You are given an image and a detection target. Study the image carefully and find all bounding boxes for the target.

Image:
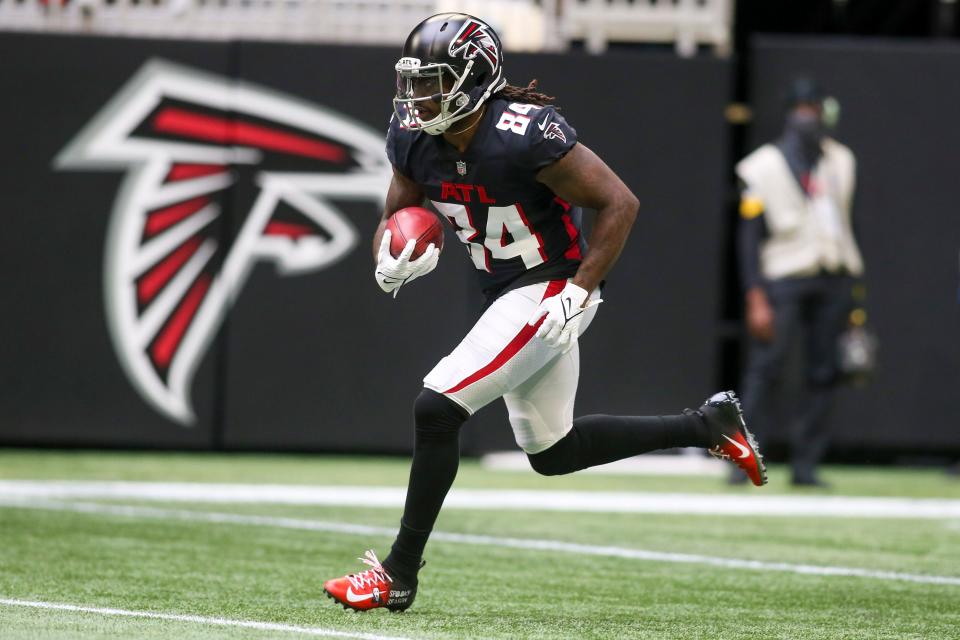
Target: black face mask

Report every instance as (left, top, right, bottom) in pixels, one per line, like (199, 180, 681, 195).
(782, 111, 825, 170)
(786, 111, 825, 148)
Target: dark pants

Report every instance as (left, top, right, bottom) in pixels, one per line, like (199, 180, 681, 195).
(741, 274, 852, 482)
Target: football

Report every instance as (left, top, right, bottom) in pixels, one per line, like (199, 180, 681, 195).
(386, 206, 444, 259)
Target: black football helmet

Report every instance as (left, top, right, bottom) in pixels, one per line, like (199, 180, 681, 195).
(394, 13, 507, 135)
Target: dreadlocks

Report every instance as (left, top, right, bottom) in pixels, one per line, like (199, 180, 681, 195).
(493, 79, 557, 107)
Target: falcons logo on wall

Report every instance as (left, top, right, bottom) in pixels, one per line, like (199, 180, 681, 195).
(55, 59, 390, 425)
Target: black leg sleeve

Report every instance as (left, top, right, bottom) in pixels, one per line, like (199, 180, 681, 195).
(383, 388, 468, 584)
(527, 413, 708, 476)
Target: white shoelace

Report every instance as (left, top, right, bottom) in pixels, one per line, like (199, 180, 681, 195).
(708, 445, 732, 461)
(346, 549, 392, 590)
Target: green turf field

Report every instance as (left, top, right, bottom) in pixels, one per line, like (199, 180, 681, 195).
(1, 449, 958, 639)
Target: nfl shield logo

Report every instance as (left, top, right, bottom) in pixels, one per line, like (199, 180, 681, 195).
(456, 160, 467, 176)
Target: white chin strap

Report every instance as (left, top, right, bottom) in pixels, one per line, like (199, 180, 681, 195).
(418, 93, 472, 135)
(420, 88, 494, 136)
(421, 115, 453, 136)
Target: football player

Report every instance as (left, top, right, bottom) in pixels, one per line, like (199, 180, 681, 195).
(323, 13, 767, 612)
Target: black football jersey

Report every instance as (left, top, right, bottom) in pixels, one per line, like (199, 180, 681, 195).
(387, 98, 586, 299)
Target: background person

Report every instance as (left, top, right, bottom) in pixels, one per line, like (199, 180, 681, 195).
(735, 78, 865, 487)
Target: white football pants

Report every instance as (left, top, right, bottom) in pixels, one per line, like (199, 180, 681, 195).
(423, 278, 600, 454)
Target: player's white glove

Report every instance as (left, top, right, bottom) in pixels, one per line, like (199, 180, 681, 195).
(529, 281, 602, 353)
(374, 229, 439, 298)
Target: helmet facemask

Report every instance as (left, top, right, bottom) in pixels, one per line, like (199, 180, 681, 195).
(393, 57, 481, 136)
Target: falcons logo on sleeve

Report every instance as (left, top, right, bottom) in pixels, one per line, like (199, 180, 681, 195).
(55, 59, 390, 425)
(542, 122, 568, 144)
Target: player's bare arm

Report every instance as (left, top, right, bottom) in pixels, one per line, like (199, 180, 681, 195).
(537, 143, 639, 299)
(372, 166, 425, 262)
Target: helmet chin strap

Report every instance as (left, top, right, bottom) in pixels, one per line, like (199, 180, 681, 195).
(421, 85, 495, 135)
(420, 95, 471, 135)
(421, 114, 453, 136)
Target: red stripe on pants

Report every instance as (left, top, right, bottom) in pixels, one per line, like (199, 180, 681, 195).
(443, 279, 567, 394)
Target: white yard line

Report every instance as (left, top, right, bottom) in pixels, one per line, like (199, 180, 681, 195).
(482, 451, 727, 476)
(1, 480, 959, 518)
(0, 598, 415, 639)
(4, 499, 960, 587)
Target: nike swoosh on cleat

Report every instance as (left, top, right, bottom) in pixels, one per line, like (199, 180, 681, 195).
(722, 434, 751, 459)
(345, 588, 375, 603)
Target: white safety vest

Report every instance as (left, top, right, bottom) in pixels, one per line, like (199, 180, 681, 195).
(736, 138, 864, 281)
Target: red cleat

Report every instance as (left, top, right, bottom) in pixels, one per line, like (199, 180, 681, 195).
(323, 550, 417, 612)
(698, 391, 768, 486)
